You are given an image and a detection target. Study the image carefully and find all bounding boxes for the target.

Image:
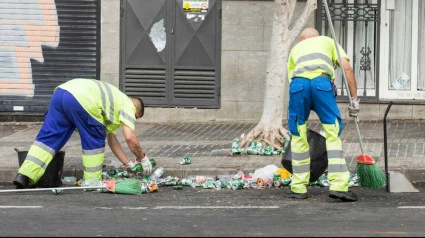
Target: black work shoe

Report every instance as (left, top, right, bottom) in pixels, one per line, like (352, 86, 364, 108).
(329, 190, 357, 202)
(13, 173, 29, 189)
(284, 190, 308, 199)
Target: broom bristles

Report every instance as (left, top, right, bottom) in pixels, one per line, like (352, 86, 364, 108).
(106, 179, 142, 195)
(357, 163, 386, 188)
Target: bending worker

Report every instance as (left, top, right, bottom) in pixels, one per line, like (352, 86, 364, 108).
(285, 28, 359, 202)
(13, 78, 153, 189)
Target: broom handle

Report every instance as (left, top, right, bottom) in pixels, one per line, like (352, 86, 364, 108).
(0, 185, 106, 193)
(322, 0, 365, 154)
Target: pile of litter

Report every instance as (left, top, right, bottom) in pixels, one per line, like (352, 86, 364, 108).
(230, 135, 291, 156)
(60, 162, 359, 195)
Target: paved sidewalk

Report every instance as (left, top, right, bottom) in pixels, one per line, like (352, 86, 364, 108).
(0, 119, 425, 184)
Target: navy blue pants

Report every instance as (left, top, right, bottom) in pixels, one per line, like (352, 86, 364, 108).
(35, 88, 106, 152)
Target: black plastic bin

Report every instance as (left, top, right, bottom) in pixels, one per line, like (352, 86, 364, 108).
(281, 129, 328, 182)
(15, 148, 65, 188)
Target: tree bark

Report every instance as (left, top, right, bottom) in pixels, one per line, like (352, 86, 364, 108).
(239, 0, 317, 150)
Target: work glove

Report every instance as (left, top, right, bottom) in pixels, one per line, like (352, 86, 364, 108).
(348, 97, 360, 118)
(122, 160, 142, 172)
(140, 154, 153, 175)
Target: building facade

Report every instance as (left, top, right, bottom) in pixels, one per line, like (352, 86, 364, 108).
(0, 0, 424, 122)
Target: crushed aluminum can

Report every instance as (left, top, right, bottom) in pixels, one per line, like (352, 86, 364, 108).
(179, 157, 191, 165)
(214, 180, 227, 190)
(108, 169, 118, 176)
(264, 179, 273, 188)
(164, 179, 178, 186)
(243, 178, 256, 188)
(52, 189, 64, 195)
(101, 172, 109, 180)
(202, 180, 216, 189)
(117, 170, 129, 178)
(180, 178, 194, 186)
(63, 176, 78, 185)
(141, 183, 149, 193)
(281, 178, 291, 186)
(231, 179, 244, 190)
(317, 174, 330, 187)
(273, 173, 281, 187)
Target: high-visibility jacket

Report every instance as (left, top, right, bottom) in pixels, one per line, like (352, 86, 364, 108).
(58, 78, 137, 134)
(287, 36, 349, 82)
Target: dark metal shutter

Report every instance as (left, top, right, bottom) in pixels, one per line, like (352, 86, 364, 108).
(121, 0, 169, 106)
(0, 0, 100, 113)
(121, 0, 221, 108)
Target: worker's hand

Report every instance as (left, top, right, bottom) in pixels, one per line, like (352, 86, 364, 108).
(122, 160, 136, 169)
(140, 154, 153, 174)
(348, 97, 360, 117)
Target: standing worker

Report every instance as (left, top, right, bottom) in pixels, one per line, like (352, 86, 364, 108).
(13, 78, 153, 189)
(285, 28, 360, 202)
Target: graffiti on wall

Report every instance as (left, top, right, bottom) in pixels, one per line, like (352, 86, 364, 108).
(0, 0, 59, 97)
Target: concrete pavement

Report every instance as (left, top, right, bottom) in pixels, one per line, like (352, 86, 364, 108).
(0, 119, 425, 186)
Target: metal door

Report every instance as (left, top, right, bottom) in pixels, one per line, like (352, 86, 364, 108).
(121, 0, 221, 108)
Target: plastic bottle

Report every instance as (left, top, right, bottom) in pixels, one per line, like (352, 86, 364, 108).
(232, 170, 245, 179)
(150, 167, 165, 182)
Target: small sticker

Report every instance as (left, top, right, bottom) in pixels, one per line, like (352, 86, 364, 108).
(391, 72, 410, 89)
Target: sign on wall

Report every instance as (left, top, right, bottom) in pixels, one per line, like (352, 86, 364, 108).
(183, 0, 208, 12)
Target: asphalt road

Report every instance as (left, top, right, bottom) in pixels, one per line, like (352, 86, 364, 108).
(0, 182, 425, 237)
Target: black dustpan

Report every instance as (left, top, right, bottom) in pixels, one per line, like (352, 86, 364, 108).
(281, 129, 328, 182)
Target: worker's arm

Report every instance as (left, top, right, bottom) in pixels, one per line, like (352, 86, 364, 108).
(107, 132, 132, 165)
(341, 57, 360, 117)
(120, 122, 144, 161)
(341, 57, 358, 100)
(120, 122, 153, 173)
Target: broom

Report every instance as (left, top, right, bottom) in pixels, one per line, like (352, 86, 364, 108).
(0, 179, 142, 195)
(323, 0, 386, 188)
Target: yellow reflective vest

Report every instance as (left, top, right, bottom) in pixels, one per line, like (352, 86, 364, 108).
(57, 78, 136, 134)
(287, 36, 350, 82)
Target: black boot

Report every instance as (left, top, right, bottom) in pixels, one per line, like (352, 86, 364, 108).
(329, 190, 357, 202)
(283, 190, 308, 199)
(13, 173, 29, 189)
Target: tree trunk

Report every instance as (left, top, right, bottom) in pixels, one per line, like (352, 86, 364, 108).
(239, 0, 317, 150)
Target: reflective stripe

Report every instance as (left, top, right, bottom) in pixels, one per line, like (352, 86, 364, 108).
(26, 155, 48, 171)
(34, 141, 55, 155)
(119, 110, 135, 127)
(102, 82, 115, 124)
(293, 64, 334, 78)
(293, 164, 310, 173)
(291, 151, 309, 161)
(295, 53, 333, 66)
(327, 150, 343, 159)
(83, 148, 105, 155)
(94, 81, 113, 125)
(84, 165, 103, 173)
(328, 163, 348, 173)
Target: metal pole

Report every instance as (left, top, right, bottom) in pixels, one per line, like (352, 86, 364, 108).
(383, 101, 393, 192)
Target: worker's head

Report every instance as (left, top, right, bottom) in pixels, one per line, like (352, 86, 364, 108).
(300, 28, 319, 41)
(130, 97, 144, 119)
